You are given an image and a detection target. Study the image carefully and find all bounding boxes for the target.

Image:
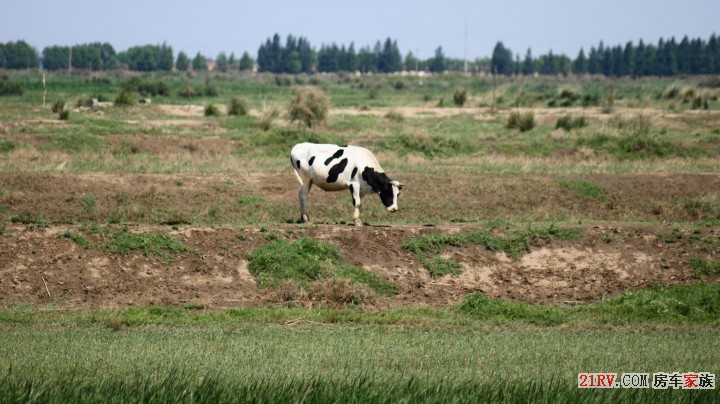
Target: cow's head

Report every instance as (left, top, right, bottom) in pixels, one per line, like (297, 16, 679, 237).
(362, 167, 404, 212)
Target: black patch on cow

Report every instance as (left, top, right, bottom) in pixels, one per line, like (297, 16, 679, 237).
(361, 167, 395, 207)
(324, 149, 344, 165)
(349, 184, 356, 207)
(295, 160, 301, 169)
(351, 167, 358, 179)
(308, 156, 315, 166)
(326, 158, 348, 183)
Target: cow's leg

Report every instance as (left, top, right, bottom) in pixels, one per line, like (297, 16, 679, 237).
(349, 184, 362, 227)
(298, 180, 312, 223)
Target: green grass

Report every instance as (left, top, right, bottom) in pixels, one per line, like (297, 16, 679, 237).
(689, 257, 720, 278)
(460, 292, 569, 325)
(248, 237, 396, 297)
(2, 284, 720, 402)
(104, 229, 194, 259)
(403, 225, 582, 277)
(557, 179, 609, 202)
(61, 230, 91, 249)
(580, 283, 720, 324)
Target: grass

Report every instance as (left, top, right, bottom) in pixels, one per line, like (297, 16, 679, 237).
(104, 229, 194, 260)
(403, 225, 582, 277)
(61, 230, 91, 249)
(1, 283, 720, 401)
(689, 257, 720, 278)
(557, 179, 609, 203)
(248, 237, 397, 299)
(2, 319, 718, 402)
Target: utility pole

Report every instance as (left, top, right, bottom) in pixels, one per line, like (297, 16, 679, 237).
(68, 47, 72, 74)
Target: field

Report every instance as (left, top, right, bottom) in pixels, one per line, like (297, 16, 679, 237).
(1, 70, 720, 401)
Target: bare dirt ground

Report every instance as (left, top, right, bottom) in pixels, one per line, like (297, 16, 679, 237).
(0, 221, 714, 309)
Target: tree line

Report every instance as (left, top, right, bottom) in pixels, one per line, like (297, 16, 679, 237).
(1, 33, 719, 77)
(491, 34, 720, 76)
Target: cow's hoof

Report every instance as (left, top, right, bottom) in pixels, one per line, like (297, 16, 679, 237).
(354, 221, 364, 227)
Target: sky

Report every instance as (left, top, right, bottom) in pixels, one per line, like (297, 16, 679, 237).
(3, 0, 719, 61)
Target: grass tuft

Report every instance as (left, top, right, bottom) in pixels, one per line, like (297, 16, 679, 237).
(248, 237, 396, 300)
(105, 230, 194, 260)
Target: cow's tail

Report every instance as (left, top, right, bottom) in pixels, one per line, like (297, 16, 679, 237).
(292, 168, 304, 186)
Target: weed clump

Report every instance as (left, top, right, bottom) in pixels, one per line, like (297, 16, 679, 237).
(506, 111, 535, 132)
(555, 115, 587, 131)
(105, 229, 194, 260)
(288, 86, 329, 128)
(114, 90, 136, 107)
(227, 97, 248, 116)
(248, 237, 396, 303)
(204, 103, 221, 117)
(453, 88, 467, 106)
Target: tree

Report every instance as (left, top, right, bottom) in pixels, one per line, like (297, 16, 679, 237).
(573, 48, 587, 74)
(239, 51, 254, 71)
(3, 40, 39, 69)
(158, 43, 173, 71)
(404, 51, 418, 72)
(216, 52, 228, 72)
(192, 52, 208, 71)
(378, 38, 402, 72)
(491, 42, 513, 75)
(522, 48, 535, 75)
(228, 52, 237, 70)
(42, 46, 69, 70)
(427, 46, 446, 73)
(176, 51, 190, 71)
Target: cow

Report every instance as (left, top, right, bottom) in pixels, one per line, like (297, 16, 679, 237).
(290, 142, 404, 226)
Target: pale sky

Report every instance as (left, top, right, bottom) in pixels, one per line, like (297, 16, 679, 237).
(3, 0, 718, 60)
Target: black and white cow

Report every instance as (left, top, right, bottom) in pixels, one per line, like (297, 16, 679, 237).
(290, 142, 404, 226)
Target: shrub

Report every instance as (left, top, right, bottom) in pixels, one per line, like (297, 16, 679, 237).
(204, 103, 221, 117)
(453, 88, 467, 106)
(259, 108, 279, 131)
(555, 115, 587, 131)
(51, 100, 66, 113)
(114, 90, 136, 107)
(384, 110, 404, 122)
(0, 78, 23, 96)
(227, 97, 248, 116)
(0, 139, 17, 154)
(51, 99, 70, 120)
(288, 86, 330, 128)
(203, 82, 218, 97)
(393, 80, 405, 90)
(506, 111, 535, 132)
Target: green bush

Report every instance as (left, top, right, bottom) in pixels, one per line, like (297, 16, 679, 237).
(288, 86, 330, 128)
(204, 103, 221, 117)
(114, 90, 136, 107)
(51, 100, 66, 113)
(227, 97, 248, 116)
(506, 111, 535, 132)
(555, 115, 587, 131)
(453, 88, 467, 106)
(0, 78, 22, 96)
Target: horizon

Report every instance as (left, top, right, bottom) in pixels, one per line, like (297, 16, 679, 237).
(3, 0, 719, 61)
